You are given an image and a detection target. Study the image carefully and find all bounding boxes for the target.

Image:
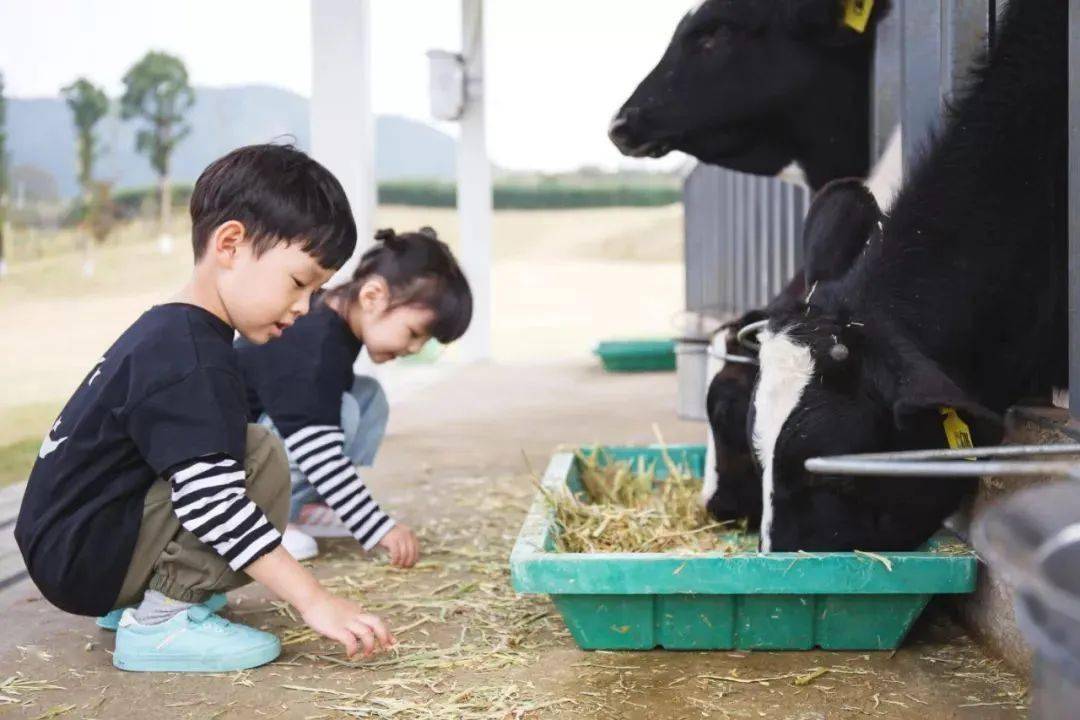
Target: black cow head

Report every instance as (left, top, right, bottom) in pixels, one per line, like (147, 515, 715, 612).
(609, 0, 890, 189)
(747, 181, 1003, 551)
(703, 311, 766, 528)
(752, 304, 1003, 552)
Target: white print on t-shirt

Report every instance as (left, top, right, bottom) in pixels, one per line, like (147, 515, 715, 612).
(88, 357, 105, 386)
(39, 418, 68, 459)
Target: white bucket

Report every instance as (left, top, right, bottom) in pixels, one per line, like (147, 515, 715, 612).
(675, 338, 710, 421)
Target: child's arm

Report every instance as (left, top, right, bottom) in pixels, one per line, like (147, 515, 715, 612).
(284, 426, 409, 560)
(170, 454, 281, 569)
(168, 455, 394, 656)
(245, 545, 395, 658)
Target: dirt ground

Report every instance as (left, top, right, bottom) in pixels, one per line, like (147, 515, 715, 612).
(0, 363, 1028, 720)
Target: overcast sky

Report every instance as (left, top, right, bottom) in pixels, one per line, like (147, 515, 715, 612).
(0, 0, 691, 173)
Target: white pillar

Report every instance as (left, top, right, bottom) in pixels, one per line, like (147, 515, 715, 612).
(310, 0, 376, 285)
(457, 0, 493, 361)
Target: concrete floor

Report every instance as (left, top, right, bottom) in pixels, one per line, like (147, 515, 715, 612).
(0, 363, 1029, 719)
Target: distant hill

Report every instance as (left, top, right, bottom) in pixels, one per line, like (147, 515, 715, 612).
(7, 84, 457, 199)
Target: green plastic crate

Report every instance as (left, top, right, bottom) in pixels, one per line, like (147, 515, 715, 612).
(510, 445, 977, 651)
(593, 339, 676, 372)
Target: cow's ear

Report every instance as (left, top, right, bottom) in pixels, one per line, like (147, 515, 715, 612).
(891, 355, 1004, 446)
(786, 0, 892, 45)
(803, 178, 880, 286)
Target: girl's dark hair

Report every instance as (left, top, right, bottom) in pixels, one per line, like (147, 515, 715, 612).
(325, 227, 473, 343)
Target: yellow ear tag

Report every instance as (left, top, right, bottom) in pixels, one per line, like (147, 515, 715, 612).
(940, 407, 974, 451)
(842, 0, 875, 34)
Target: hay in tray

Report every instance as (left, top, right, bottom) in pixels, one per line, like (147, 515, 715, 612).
(546, 435, 755, 555)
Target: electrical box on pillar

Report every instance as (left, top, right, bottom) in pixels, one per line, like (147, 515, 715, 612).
(426, 50, 465, 122)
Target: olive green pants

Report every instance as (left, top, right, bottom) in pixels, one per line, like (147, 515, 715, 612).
(113, 424, 291, 608)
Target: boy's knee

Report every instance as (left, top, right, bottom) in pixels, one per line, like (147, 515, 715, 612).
(244, 424, 291, 530)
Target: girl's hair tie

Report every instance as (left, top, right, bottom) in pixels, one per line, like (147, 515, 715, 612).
(374, 228, 399, 246)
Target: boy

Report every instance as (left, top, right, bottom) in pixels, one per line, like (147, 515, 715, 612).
(15, 144, 394, 672)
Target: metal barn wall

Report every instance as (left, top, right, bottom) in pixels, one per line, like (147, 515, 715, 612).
(887, 1, 994, 175)
(1069, 0, 1080, 416)
(683, 168, 808, 321)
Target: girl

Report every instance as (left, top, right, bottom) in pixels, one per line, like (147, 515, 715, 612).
(236, 227, 472, 564)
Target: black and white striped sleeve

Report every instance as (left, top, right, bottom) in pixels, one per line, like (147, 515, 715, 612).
(168, 454, 282, 570)
(284, 425, 395, 550)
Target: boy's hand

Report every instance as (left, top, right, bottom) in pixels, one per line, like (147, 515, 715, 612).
(300, 592, 396, 659)
(245, 546, 395, 659)
(378, 524, 420, 568)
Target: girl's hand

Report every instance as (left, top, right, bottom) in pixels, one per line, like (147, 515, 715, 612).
(377, 524, 420, 568)
(300, 591, 396, 658)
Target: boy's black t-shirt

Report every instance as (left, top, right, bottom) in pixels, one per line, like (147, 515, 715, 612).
(15, 304, 248, 616)
(236, 299, 362, 437)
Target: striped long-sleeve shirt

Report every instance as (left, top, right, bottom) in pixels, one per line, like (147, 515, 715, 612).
(284, 425, 394, 549)
(236, 300, 397, 552)
(169, 453, 282, 570)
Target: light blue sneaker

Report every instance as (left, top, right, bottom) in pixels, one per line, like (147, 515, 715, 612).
(113, 605, 280, 672)
(96, 593, 228, 632)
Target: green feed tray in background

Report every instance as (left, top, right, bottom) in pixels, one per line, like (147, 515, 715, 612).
(593, 339, 676, 373)
(398, 338, 444, 365)
(510, 445, 977, 651)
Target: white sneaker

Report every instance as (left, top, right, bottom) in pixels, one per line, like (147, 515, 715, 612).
(282, 525, 319, 561)
(294, 503, 351, 538)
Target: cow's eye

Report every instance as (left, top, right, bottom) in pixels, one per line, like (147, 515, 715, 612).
(695, 23, 734, 51)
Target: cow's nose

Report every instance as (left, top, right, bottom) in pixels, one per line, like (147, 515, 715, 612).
(608, 107, 642, 152)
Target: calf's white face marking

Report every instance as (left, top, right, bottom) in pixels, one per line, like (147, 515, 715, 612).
(701, 425, 720, 507)
(700, 334, 728, 507)
(752, 329, 815, 552)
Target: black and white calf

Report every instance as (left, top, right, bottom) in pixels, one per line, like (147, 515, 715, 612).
(702, 178, 883, 527)
(609, 0, 891, 190)
(752, 0, 1068, 552)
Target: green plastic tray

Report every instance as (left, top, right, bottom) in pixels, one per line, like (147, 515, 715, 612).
(510, 445, 977, 651)
(593, 339, 676, 372)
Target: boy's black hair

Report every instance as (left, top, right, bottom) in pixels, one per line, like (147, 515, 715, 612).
(190, 144, 357, 269)
(325, 227, 473, 344)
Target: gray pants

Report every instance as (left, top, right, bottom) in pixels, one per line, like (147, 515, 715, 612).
(259, 375, 389, 522)
(112, 424, 291, 607)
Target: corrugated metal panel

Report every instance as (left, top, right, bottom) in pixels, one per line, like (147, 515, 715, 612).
(683, 165, 809, 320)
(899, 1, 992, 175)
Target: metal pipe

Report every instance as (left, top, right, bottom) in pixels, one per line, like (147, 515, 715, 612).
(736, 319, 769, 351)
(708, 350, 759, 366)
(805, 444, 1080, 479)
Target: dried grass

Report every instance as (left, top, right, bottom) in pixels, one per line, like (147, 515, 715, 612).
(545, 445, 754, 554)
(0, 674, 64, 706)
(275, 506, 574, 719)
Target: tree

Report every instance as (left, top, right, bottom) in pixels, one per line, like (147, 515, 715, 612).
(120, 51, 194, 253)
(62, 77, 110, 275)
(0, 71, 7, 278)
(62, 78, 109, 194)
(85, 181, 119, 245)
